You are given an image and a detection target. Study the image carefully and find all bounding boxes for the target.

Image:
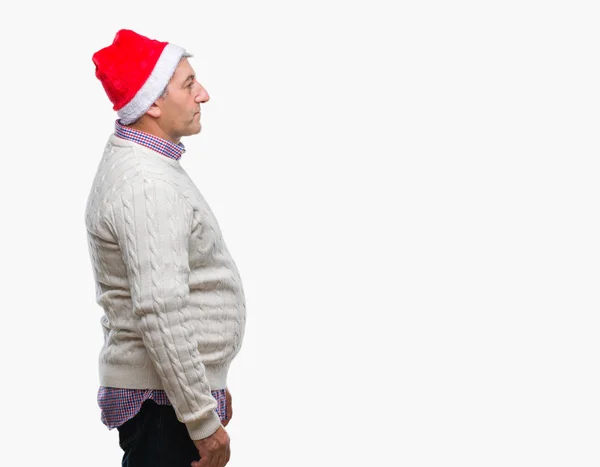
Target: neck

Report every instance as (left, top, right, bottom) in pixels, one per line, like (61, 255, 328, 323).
(127, 117, 181, 145)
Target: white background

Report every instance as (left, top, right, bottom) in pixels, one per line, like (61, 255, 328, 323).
(0, 0, 599, 465)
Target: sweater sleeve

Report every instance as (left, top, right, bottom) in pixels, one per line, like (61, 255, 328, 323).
(110, 177, 222, 440)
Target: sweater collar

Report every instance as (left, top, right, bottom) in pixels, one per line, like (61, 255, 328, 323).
(114, 119, 185, 161)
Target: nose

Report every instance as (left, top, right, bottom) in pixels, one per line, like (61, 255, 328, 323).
(195, 84, 210, 104)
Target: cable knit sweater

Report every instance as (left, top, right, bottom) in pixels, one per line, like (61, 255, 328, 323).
(84, 133, 246, 440)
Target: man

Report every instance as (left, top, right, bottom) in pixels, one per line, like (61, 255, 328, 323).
(85, 29, 247, 467)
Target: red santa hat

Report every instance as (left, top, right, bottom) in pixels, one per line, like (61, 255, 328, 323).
(92, 29, 189, 124)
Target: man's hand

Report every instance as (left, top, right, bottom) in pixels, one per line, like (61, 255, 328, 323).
(191, 426, 230, 467)
(222, 387, 233, 427)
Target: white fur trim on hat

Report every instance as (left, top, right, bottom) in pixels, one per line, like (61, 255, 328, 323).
(117, 43, 187, 125)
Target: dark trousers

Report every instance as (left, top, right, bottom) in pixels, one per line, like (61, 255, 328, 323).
(117, 399, 201, 467)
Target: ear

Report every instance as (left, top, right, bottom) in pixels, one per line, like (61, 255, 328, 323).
(146, 102, 161, 118)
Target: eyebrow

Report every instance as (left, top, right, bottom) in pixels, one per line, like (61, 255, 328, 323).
(182, 74, 195, 86)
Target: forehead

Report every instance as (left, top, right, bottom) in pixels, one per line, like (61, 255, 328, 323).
(172, 58, 195, 82)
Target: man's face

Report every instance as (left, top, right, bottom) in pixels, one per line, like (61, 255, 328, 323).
(157, 58, 210, 141)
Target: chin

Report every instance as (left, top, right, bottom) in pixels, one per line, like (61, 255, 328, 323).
(183, 124, 202, 137)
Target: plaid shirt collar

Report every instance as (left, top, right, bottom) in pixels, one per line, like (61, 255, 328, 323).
(114, 119, 185, 161)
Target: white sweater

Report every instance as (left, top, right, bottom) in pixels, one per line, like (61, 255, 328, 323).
(84, 134, 246, 439)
